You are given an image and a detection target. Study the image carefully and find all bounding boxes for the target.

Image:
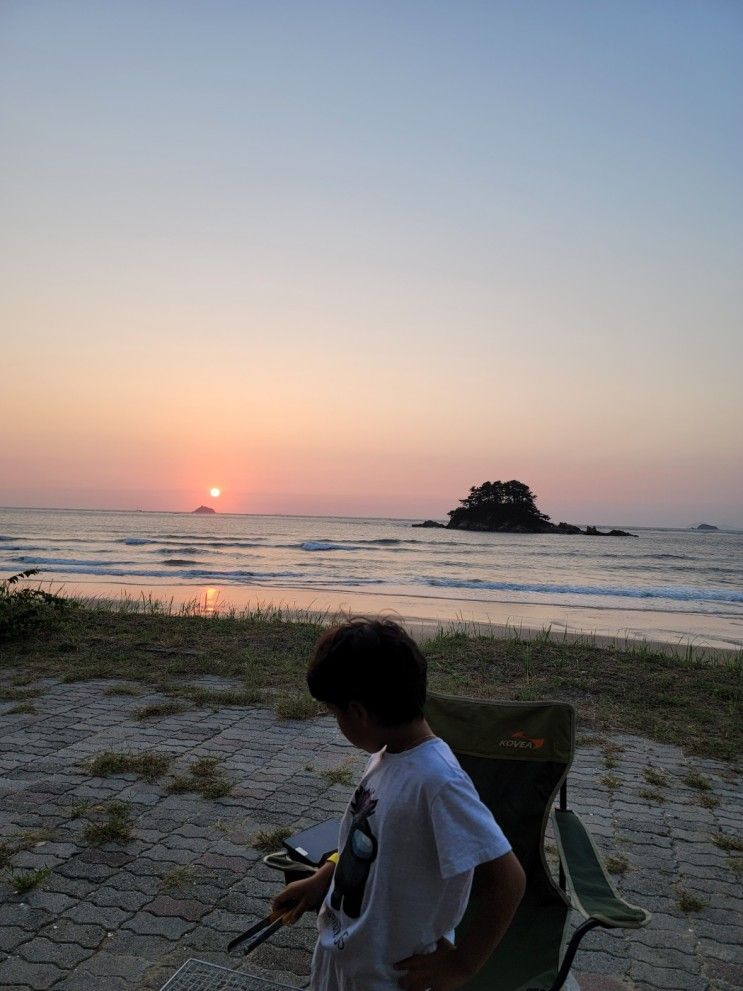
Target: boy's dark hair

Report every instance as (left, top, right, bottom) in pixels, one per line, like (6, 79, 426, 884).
(307, 618, 427, 726)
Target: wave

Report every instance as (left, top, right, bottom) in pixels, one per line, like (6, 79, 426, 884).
(11, 556, 131, 567)
(153, 546, 205, 555)
(300, 541, 360, 551)
(423, 577, 743, 604)
(13, 563, 304, 583)
(161, 559, 200, 566)
(119, 536, 265, 548)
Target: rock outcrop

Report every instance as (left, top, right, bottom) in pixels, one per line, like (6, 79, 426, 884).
(192, 505, 216, 514)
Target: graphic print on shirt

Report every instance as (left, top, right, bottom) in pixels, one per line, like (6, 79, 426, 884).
(330, 784, 378, 920)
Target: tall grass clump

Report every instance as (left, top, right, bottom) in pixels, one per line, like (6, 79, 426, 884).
(0, 569, 72, 641)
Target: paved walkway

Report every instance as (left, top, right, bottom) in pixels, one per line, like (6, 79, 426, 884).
(0, 679, 740, 991)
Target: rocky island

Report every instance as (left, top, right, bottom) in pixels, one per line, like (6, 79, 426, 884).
(413, 480, 636, 536)
(192, 505, 216, 514)
(694, 523, 719, 531)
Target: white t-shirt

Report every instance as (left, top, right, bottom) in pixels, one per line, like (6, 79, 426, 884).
(311, 737, 511, 991)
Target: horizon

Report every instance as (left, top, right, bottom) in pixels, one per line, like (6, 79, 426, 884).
(1, 502, 739, 533)
(2, 2, 742, 526)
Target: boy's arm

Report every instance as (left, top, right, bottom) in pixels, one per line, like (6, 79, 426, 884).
(272, 859, 336, 923)
(395, 851, 526, 991)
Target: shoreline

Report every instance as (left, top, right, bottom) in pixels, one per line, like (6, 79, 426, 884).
(36, 577, 743, 656)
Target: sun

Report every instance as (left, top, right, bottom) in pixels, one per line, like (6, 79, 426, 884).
(209, 487, 221, 498)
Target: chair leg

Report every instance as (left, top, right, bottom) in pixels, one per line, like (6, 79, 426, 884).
(545, 919, 602, 991)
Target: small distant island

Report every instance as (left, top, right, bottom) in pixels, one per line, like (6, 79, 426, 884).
(413, 480, 637, 536)
(694, 523, 718, 531)
(192, 505, 216, 514)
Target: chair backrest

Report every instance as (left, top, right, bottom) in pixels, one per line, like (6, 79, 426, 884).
(425, 692, 577, 990)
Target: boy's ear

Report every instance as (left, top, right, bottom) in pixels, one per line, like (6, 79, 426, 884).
(347, 701, 371, 723)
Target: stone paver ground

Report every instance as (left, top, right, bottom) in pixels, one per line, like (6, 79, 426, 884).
(0, 678, 740, 991)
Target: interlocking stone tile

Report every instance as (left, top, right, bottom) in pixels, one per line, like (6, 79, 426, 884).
(63, 901, 133, 928)
(122, 911, 196, 939)
(17, 935, 95, 968)
(144, 894, 209, 921)
(1, 680, 740, 990)
(0, 958, 64, 989)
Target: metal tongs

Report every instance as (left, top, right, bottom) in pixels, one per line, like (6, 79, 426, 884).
(228, 909, 294, 956)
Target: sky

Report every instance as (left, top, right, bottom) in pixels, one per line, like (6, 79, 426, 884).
(1, 1, 741, 526)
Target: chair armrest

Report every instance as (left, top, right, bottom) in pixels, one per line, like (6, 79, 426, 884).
(552, 809, 650, 929)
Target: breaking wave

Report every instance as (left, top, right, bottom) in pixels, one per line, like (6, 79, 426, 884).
(423, 577, 743, 604)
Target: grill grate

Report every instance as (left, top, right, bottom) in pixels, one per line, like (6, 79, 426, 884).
(160, 959, 300, 991)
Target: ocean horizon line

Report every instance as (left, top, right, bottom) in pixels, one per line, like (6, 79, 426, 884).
(1, 505, 741, 533)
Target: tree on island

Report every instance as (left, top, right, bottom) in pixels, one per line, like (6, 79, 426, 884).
(447, 480, 552, 531)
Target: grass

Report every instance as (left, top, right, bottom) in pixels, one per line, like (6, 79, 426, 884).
(86, 751, 171, 781)
(601, 774, 620, 792)
(7, 703, 37, 715)
(0, 829, 57, 868)
(2, 600, 741, 759)
(252, 827, 293, 853)
(676, 889, 706, 913)
(696, 793, 720, 810)
(605, 855, 630, 875)
(184, 686, 263, 708)
(134, 701, 190, 720)
(321, 761, 356, 787)
(643, 767, 668, 787)
(104, 683, 143, 696)
(162, 866, 202, 890)
(727, 857, 743, 877)
(0, 686, 42, 701)
(6, 867, 51, 895)
(711, 833, 743, 853)
(683, 769, 712, 791)
(166, 757, 232, 800)
(274, 693, 321, 720)
(638, 787, 666, 803)
(81, 801, 134, 845)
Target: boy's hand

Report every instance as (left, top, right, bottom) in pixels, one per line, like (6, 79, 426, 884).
(395, 937, 470, 991)
(271, 861, 335, 924)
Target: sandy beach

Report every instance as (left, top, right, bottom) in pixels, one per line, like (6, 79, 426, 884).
(52, 578, 743, 655)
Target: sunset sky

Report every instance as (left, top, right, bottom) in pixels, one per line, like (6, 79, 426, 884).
(2, 2, 741, 526)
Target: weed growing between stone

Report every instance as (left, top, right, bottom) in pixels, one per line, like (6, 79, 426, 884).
(676, 889, 706, 913)
(81, 801, 134, 845)
(643, 767, 668, 787)
(7, 866, 51, 895)
(321, 760, 356, 787)
(166, 757, 232, 800)
(711, 833, 743, 852)
(605, 855, 630, 875)
(86, 751, 172, 781)
(683, 769, 712, 791)
(7, 703, 37, 715)
(253, 827, 293, 853)
(638, 788, 666, 803)
(134, 701, 190, 720)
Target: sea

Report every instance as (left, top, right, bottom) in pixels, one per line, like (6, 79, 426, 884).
(1, 508, 742, 650)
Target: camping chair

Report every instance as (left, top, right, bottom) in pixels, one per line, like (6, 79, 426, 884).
(265, 691, 650, 991)
(424, 692, 650, 990)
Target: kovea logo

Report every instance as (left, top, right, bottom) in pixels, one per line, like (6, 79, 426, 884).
(499, 730, 545, 750)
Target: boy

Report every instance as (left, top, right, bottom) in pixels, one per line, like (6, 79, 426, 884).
(273, 618, 525, 991)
